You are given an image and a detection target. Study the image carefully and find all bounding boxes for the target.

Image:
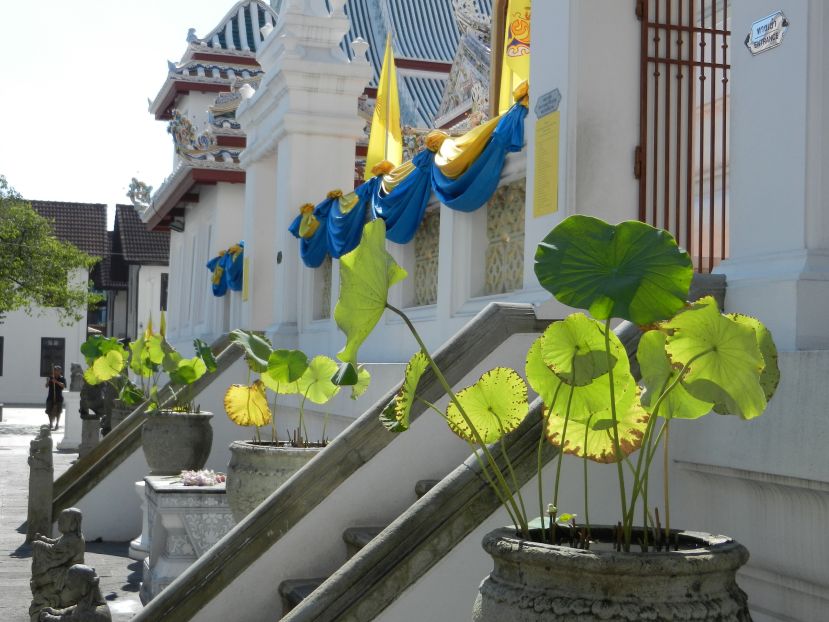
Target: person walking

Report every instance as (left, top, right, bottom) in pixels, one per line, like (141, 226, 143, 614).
(45, 365, 66, 431)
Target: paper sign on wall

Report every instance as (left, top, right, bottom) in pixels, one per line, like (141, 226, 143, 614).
(533, 88, 561, 217)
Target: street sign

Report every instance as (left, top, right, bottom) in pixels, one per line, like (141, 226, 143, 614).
(745, 11, 789, 56)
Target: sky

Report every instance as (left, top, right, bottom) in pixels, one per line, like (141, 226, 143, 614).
(0, 0, 241, 227)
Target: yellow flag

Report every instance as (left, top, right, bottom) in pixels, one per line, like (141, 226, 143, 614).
(498, 0, 531, 114)
(365, 35, 402, 180)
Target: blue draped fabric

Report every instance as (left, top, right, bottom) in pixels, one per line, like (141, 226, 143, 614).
(225, 242, 244, 291)
(206, 255, 227, 297)
(370, 149, 435, 244)
(327, 194, 369, 259)
(431, 103, 527, 212)
(289, 198, 333, 268)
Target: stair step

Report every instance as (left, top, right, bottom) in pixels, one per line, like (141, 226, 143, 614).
(278, 578, 326, 612)
(342, 526, 384, 558)
(415, 479, 440, 498)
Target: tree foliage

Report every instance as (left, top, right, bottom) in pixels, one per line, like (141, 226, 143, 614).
(0, 175, 101, 323)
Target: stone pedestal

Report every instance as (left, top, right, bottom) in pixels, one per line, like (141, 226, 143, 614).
(129, 481, 150, 561)
(78, 419, 100, 459)
(57, 391, 81, 451)
(140, 475, 233, 603)
(26, 426, 54, 542)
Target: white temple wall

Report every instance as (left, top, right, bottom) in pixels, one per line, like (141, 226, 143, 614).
(0, 269, 88, 404)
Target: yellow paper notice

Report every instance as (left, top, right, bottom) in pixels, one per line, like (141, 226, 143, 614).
(242, 257, 250, 302)
(533, 110, 559, 217)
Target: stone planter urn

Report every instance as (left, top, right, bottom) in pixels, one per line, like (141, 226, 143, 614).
(472, 527, 751, 621)
(226, 441, 321, 523)
(141, 411, 213, 475)
(103, 402, 133, 436)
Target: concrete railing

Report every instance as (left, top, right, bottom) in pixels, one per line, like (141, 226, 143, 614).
(51, 333, 241, 518)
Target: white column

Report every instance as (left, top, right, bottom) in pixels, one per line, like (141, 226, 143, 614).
(718, 0, 829, 350)
(129, 481, 150, 561)
(56, 391, 81, 451)
(236, 3, 371, 345)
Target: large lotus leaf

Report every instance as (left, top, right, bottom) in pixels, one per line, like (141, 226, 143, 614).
(534, 215, 693, 325)
(335, 219, 408, 364)
(546, 384, 649, 463)
(146, 334, 166, 366)
(726, 314, 780, 403)
(446, 368, 528, 444)
(261, 349, 308, 393)
(91, 349, 126, 383)
(194, 339, 217, 373)
(229, 329, 273, 373)
(224, 380, 272, 427)
(638, 330, 714, 419)
(388, 351, 429, 432)
(526, 329, 634, 424)
(663, 296, 766, 420)
(81, 336, 123, 365)
(294, 356, 340, 404)
(332, 362, 359, 387)
(118, 379, 145, 407)
(169, 356, 207, 386)
(351, 366, 371, 400)
(540, 313, 626, 386)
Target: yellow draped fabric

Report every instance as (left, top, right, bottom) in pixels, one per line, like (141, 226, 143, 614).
(381, 160, 416, 195)
(498, 0, 531, 114)
(434, 113, 502, 179)
(338, 192, 360, 215)
(298, 203, 320, 238)
(365, 35, 402, 180)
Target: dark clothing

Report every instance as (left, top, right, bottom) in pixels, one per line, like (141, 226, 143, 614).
(46, 376, 67, 403)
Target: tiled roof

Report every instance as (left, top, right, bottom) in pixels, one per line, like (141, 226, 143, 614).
(97, 232, 128, 290)
(115, 204, 170, 265)
(29, 200, 107, 257)
(195, 0, 276, 52)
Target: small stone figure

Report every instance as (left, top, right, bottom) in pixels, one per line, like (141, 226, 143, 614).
(69, 364, 84, 393)
(30, 508, 85, 622)
(37, 565, 111, 622)
(27, 426, 54, 542)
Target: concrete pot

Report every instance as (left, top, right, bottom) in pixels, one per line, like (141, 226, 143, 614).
(142, 411, 213, 475)
(226, 441, 321, 523)
(472, 526, 751, 621)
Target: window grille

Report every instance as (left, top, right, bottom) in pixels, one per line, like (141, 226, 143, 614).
(40, 337, 65, 377)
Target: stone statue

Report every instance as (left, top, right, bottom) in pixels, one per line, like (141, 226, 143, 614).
(27, 426, 54, 542)
(69, 364, 84, 393)
(78, 382, 114, 422)
(37, 565, 111, 622)
(30, 508, 85, 621)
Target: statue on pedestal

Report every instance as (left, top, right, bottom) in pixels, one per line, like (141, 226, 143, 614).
(29, 508, 85, 621)
(37, 565, 111, 621)
(27, 426, 54, 542)
(69, 364, 84, 393)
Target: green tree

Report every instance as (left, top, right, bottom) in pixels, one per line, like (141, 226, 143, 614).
(0, 175, 102, 324)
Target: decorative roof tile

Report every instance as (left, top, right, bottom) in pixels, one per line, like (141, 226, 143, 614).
(193, 0, 277, 52)
(115, 204, 170, 265)
(29, 200, 107, 257)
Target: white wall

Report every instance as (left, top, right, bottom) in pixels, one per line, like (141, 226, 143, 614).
(135, 265, 167, 337)
(0, 269, 89, 404)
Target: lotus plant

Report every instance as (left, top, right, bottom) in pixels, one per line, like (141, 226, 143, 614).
(224, 330, 370, 446)
(333, 217, 779, 551)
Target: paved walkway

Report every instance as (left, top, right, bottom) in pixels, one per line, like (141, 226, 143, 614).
(0, 407, 142, 621)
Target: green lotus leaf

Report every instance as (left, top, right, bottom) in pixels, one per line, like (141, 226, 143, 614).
(335, 219, 408, 364)
(546, 385, 649, 463)
(229, 329, 273, 373)
(726, 314, 780, 403)
(332, 362, 359, 387)
(380, 400, 406, 433)
(663, 296, 766, 420)
(294, 355, 340, 404)
(526, 326, 634, 424)
(146, 334, 166, 366)
(351, 366, 371, 400)
(534, 215, 693, 325)
(118, 380, 145, 407)
(446, 367, 528, 444)
(389, 351, 429, 431)
(169, 356, 207, 386)
(91, 349, 126, 383)
(194, 338, 218, 373)
(540, 313, 625, 386)
(264, 349, 309, 390)
(224, 380, 271, 427)
(83, 366, 99, 386)
(638, 330, 714, 419)
(81, 336, 123, 365)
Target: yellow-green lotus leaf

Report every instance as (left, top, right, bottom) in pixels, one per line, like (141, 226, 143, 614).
(92, 349, 125, 383)
(224, 380, 271, 427)
(261, 349, 308, 394)
(389, 351, 429, 431)
(726, 313, 780, 403)
(638, 330, 714, 419)
(446, 368, 528, 444)
(541, 314, 624, 386)
(335, 219, 408, 364)
(294, 356, 340, 404)
(546, 385, 649, 463)
(351, 365, 372, 400)
(664, 296, 766, 420)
